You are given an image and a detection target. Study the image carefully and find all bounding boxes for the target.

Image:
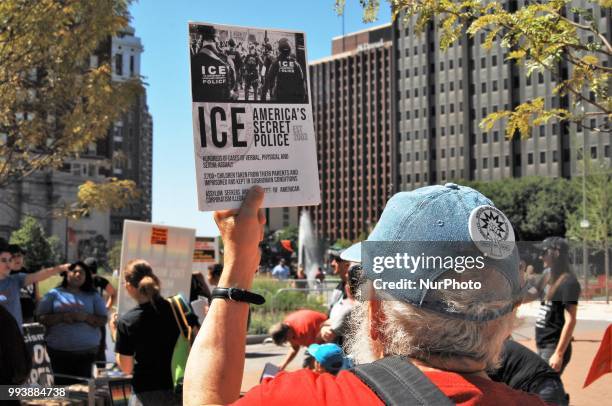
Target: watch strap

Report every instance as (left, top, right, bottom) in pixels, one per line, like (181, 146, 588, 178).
(211, 287, 265, 305)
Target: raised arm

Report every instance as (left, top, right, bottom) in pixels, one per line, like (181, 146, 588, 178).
(25, 263, 69, 286)
(184, 186, 265, 406)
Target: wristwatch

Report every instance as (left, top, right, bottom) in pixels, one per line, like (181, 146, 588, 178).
(211, 287, 265, 305)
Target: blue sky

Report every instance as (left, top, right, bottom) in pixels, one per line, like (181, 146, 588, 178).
(130, 0, 392, 236)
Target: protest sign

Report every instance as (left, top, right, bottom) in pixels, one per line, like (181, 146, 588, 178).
(189, 22, 321, 211)
(192, 236, 220, 274)
(23, 323, 54, 385)
(117, 220, 196, 315)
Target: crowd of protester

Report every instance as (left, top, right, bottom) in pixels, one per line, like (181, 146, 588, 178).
(0, 183, 584, 405)
(190, 25, 307, 103)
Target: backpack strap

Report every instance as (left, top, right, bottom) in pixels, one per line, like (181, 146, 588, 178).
(351, 356, 454, 406)
(167, 296, 192, 342)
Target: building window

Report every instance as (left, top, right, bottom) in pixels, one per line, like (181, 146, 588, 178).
(450, 103, 454, 113)
(424, 173, 428, 182)
(415, 130, 419, 139)
(528, 153, 534, 164)
(482, 132, 488, 143)
(450, 125, 455, 135)
(458, 58, 462, 68)
(540, 126, 545, 137)
(505, 155, 510, 166)
(538, 72, 544, 83)
(552, 124, 558, 135)
(540, 152, 546, 163)
(450, 82, 454, 91)
(449, 60, 454, 69)
(493, 131, 499, 142)
(406, 152, 411, 160)
(482, 107, 487, 117)
(441, 127, 446, 136)
(416, 152, 420, 161)
(406, 132, 411, 140)
(591, 146, 597, 158)
(483, 158, 488, 169)
(492, 55, 497, 66)
(504, 78, 508, 89)
(481, 83, 487, 93)
(415, 173, 420, 182)
(526, 75, 532, 86)
(405, 69, 410, 78)
(492, 80, 498, 91)
(553, 150, 559, 162)
(494, 157, 499, 168)
(481, 57, 486, 68)
(115, 53, 123, 76)
(604, 145, 610, 157)
(441, 105, 445, 114)
(450, 147, 455, 157)
(406, 174, 411, 183)
(440, 61, 445, 71)
(440, 83, 445, 92)
(441, 149, 446, 158)
(441, 170, 446, 180)
(130, 55, 135, 76)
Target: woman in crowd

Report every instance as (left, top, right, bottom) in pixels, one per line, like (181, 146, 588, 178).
(37, 261, 108, 384)
(535, 237, 581, 374)
(114, 260, 180, 406)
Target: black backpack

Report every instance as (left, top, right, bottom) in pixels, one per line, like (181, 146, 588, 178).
(351, 356, 454, 405)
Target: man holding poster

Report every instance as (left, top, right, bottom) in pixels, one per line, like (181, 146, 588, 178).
(188, 22, 321, 211)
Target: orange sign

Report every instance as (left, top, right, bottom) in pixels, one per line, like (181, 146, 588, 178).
(150, 227, 168, 245)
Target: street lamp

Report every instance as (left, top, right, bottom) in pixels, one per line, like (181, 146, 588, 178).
(581, 217, 590, 300)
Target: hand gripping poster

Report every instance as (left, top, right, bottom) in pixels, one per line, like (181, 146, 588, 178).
(189, 22, 321, 210)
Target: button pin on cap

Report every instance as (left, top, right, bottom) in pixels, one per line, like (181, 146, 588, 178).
(444, 183, 459, 189)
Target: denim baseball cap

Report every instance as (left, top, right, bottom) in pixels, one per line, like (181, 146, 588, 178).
(308, 343, 349, 374)
(341, 183, 523, 320)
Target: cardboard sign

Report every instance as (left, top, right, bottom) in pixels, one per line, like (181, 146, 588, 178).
(117, 221, 196, 315)
(23, 323, 54, 385)
(193, 236, 219, 262)
(189, 21, 321, 211)
(150, 227, 169, 245)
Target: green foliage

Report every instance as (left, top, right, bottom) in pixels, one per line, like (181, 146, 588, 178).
(9, 216, 60, 270)
(462, 177, 580, 240)
(248, 277, 327, 334)
(342, 0, 612, 138)
(566, 157, 612, 250)
(275, 225, 299, 242)
(0, 0, 142, 201)
(108, 240, 122, 271)
(333, 238, 353, 249)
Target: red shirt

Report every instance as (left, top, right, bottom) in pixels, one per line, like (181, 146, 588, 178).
(283, 309, 327, 347)
(234, 369, 547, 406)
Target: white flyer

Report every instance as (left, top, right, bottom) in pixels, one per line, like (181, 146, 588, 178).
(189, 21, 321, 211)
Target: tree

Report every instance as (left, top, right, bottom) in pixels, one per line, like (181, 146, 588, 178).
(9, 215, 61, 270)
(275, 225, 299, 243)
(339, 0, 611, 138)
(108, 240, 122, 271)
(332, 238, 353, 249)
(0, 0, 141, 208)
(463, 176, 580, 241)
(566, 156, 611, 302)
